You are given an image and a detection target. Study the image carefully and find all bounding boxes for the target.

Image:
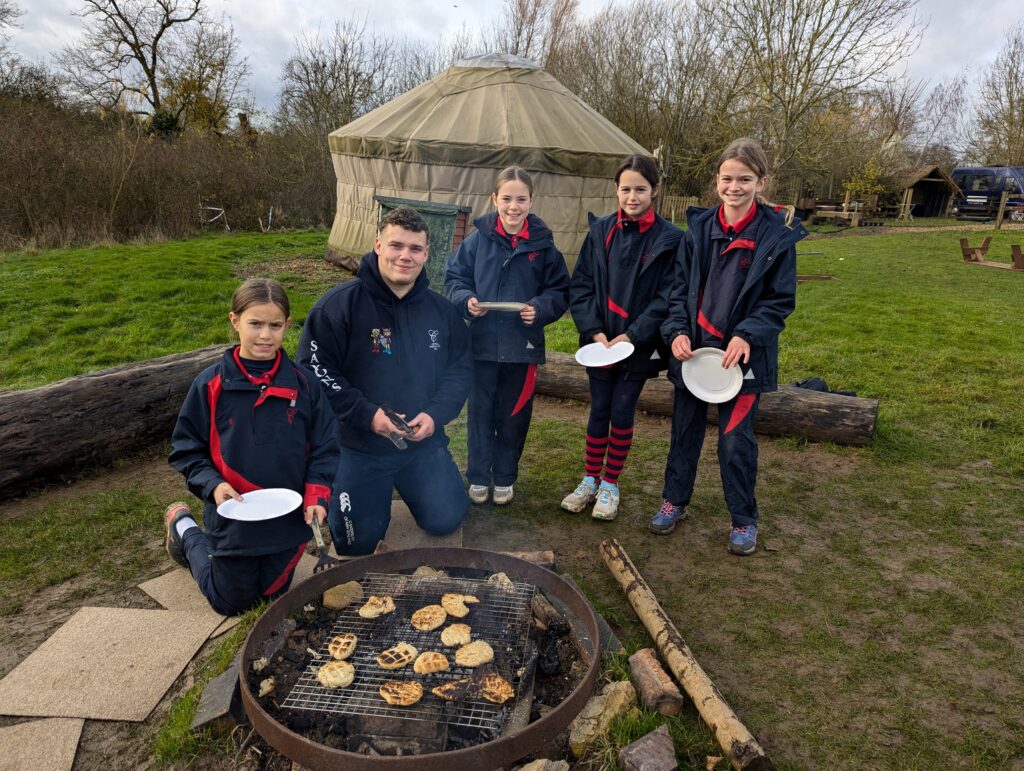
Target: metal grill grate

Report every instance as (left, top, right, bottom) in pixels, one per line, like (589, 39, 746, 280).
(282, 572, 536, 731)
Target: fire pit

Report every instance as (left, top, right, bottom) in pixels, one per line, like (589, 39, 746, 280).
(239, 547, 601, 770)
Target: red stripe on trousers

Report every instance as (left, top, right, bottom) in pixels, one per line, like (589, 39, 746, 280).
(510, 364, 538, 417)
(262, 543, 306, 596)
(723, 393, 757, 435)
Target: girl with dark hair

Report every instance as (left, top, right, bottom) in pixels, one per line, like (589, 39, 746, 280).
(561, 155, 683, 521)
(445, 166, 570, 506)
(650, 137, 805, 555)
(164, 278, 339, 615)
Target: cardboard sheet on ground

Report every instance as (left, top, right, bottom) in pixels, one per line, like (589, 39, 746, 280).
(383, 500, 463, 550)
(0, 718, 84, 771)
(0, 607, 220, 721)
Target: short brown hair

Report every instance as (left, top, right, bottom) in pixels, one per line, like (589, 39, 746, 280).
(231, 278, 290, 318)
(493, 166, 534, 197)
(379, 206, 429, 237)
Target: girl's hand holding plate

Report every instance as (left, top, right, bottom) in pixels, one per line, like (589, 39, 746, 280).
(722, 336, 750, 368)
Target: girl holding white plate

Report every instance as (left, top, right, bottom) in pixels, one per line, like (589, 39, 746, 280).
(650, 138, 806, 555)
(164, 279, 339, 615)
(444, 167, 570, 506)
(562, 155, 683, 520)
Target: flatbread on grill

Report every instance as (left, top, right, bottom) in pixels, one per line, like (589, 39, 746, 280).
(413, 651, 449, 675)
(410, 604, 447, 631)
(441, 593, 480, 618)
(358, 595, 396, 619)
(440, 623, 472, 647)
(327, 633, 357, 661)
(376, 642, 418, 670)
(476, 668, 514, 704)
(316, 660, 355, 689)
(431, 677, 473, 701)
(380, 680, 423, 707)
(454, 639, 494, 668)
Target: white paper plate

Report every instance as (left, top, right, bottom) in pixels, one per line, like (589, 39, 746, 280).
(681, 348, 743, 403)
(477, 301, 527, 312)
(574, 341, 635, 367)
(217, 488, 302, 521)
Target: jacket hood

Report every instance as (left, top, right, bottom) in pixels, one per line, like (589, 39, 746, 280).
(472, 211, 554, 249)
(357, 250, 431, 302)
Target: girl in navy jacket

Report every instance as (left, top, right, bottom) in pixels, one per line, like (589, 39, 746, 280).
(445, 166, 570, 505)
(650, 138, 806, 556)
(164, 279, 339, 615)
(562, 155, 683, 521)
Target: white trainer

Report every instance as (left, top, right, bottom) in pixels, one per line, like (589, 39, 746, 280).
(561, 477, 598, 513)
(492, 485, 514, 505)
(591, 483, 620, 521)
(468, 485, 489, 504)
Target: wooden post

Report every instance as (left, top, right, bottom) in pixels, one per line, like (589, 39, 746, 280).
(842, 190, 851, 212)
(995, 190, 1009, 230)
(599, 539, 772, 770)
(1011, 244, 1024, 271)
(901, 188, 913, 224)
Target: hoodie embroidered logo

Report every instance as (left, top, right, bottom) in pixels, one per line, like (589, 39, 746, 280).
(338, 492, 352, 512)
(428, 330, 441, 350)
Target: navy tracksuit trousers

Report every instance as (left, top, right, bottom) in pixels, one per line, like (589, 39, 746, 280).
(182, 529, 305, 616)
(466, 361, 537, 487)
(663, 388, 762, 527)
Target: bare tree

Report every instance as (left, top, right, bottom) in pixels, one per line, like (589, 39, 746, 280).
(913, 72, 969, 166)
(57, 0, 203, 115)
(491, 0, 578, 67)
(0, 0, 22, 61)
(698, 0, 925, 181)
(972, 22, 1024, 165)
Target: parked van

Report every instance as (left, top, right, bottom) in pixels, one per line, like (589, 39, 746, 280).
(950, 166, 1024, 221)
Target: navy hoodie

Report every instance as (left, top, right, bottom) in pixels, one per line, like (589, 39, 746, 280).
(444, 211, 569, 364)
(661, 205, 806, 393)
(298, 252, 473, 455)
(569, 210, 683, 377)
(169, 347, 339, 557)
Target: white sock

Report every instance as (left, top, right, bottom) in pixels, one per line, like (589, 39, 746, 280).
(175, 517, 199, 538)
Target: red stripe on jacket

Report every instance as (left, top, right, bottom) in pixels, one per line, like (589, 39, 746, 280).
(697, 310, 724, 339)
(207, 374, 260, 494)
(608, 297, 629, 319)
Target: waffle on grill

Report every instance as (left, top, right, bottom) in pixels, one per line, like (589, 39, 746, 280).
(376, 642, 418, 670)
(410, 604, 447, 631)
(327, 633, 357, 661)
(441, 593, 480, 618)
(316, 660, 355, 689)
(454, 639, 494, 667)
(358, 595, 396, 619)
(380, 680, 424, 706)
(413, 651, 449, 674)
(440, 623, 472, 647)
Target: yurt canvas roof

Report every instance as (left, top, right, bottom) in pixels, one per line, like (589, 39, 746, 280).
(328, 53, 646, 178)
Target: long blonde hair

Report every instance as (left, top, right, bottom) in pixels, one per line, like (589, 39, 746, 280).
(718, 138, 795, 227)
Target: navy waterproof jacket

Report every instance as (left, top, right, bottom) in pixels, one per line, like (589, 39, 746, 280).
(569, 210, 683, 377)
(297, 252, 473, 455)
(169, 347, 339, 557)
(444, 212, 570, 364)
(661, 205, 806, 394)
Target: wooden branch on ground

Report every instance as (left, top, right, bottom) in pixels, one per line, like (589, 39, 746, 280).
(599, 538, 772, 770)
(536, 351, 878, 446)
(0, 345, 224, 498)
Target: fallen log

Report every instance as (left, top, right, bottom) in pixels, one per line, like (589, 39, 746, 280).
(536, 351, 877, 446)
(600, 538, 772, 771)
(0, 344, 224, 498)
(628, 647, 685, 716)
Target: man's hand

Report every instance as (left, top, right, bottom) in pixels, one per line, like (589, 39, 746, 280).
(467, 297, 488, 318)
(213, 482, 242, 505)
(722, 336, 751, 369)
(671, 334, 693, 361)
(520, 304, 537, 326)
(304, 505, 327, 525)
(405, 412, 435, 441)
(371, 408, 403, 437)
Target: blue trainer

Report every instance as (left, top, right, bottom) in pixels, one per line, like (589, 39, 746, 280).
(648, 499, 687, 535)
(728, 524, 758, 555)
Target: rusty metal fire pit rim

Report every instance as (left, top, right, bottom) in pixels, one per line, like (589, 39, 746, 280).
(238, 546, 601, 771)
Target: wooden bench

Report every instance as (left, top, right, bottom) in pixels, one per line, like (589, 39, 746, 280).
(960, 238, 1024, 271)
(813, 210, 861, 227)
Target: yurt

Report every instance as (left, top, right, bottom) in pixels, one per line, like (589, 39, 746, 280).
(326, 53, 648, 271)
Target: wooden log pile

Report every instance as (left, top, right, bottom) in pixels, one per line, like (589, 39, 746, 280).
(536, 351, 878, 447)
(0, 345, 223, 498)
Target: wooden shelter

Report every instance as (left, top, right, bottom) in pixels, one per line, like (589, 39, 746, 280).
(895, 165, 960, 218)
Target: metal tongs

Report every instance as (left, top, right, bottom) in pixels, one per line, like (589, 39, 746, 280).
(380, 403, 414, 450)
(310, 520, 340, 573)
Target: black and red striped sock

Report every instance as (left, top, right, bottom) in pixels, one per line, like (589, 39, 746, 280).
(584, 434, 608, 478)
(602, 425, 635, 485)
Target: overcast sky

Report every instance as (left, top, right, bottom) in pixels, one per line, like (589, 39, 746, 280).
(7, 0, 1023, 114)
